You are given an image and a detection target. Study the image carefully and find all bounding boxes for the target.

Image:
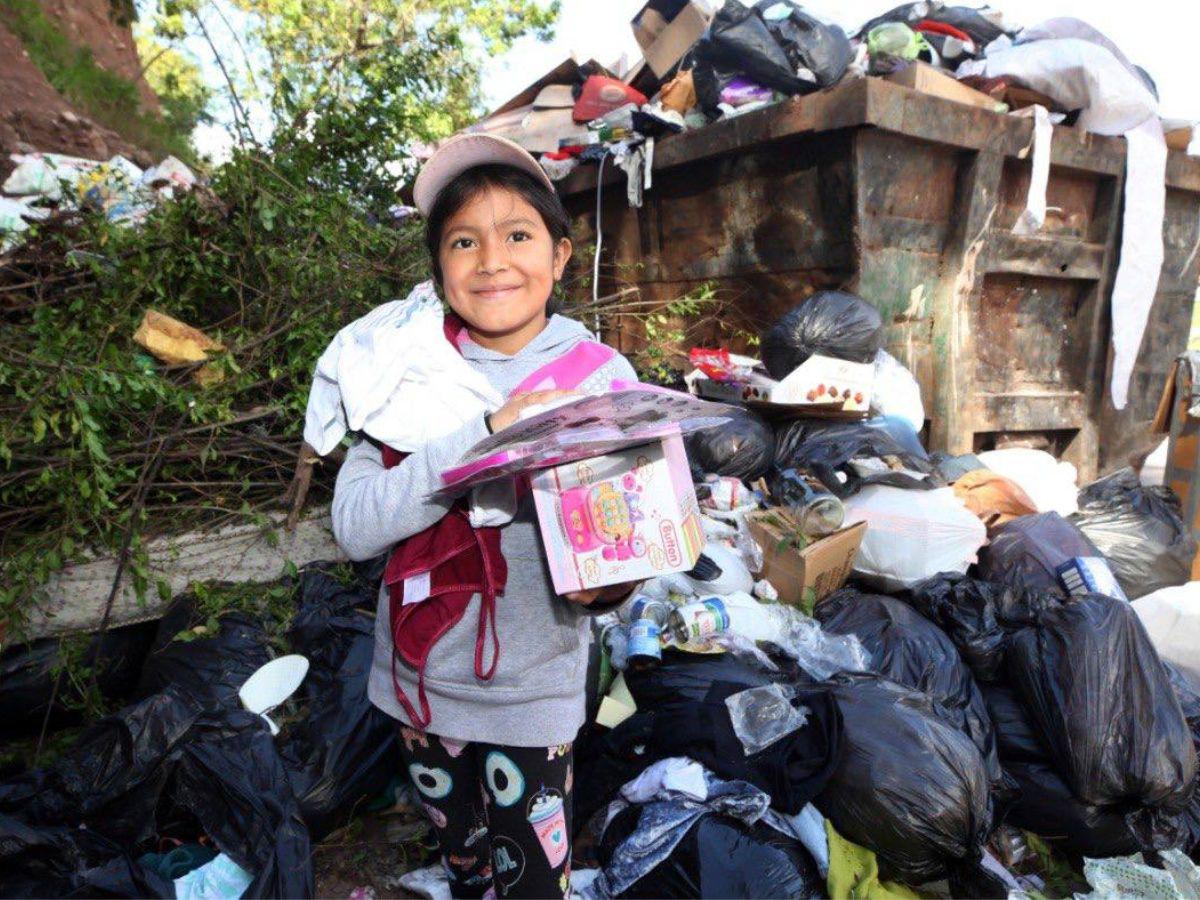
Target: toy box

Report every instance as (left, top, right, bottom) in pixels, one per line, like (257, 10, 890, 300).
(532, 430, 704, 594)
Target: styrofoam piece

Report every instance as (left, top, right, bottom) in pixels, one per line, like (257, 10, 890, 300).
(239, 654, 309, 735)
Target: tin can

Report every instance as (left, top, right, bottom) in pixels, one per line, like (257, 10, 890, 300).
(627, 619, 664, 667)
(668, 597, 730, 646)
(629, 596, 670, 625)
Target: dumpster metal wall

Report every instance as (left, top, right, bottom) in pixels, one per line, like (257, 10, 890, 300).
(560, 77, 1200, 480)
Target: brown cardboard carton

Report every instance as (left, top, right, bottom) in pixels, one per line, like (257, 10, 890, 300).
(1152, 356, 1200, 579)
(631, 0, 714, 78)
(885, 62, 1005, 112)
(746, 509, 867, 614)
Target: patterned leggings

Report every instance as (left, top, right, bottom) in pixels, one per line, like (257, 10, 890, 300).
(398, 725, 574, 899)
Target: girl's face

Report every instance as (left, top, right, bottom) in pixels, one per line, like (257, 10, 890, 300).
(438, 185, 572, 353)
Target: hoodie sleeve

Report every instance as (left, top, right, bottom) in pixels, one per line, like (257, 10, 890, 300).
(331, 417, 488, 561)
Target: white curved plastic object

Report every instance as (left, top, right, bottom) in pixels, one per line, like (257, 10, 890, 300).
(239, 654, 309, 736)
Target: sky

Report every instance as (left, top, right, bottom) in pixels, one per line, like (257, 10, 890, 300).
(481, 0, 1200, 123)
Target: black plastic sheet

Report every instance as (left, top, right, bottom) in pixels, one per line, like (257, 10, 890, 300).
(976, 512, 1101, 597)
(684, 407, 775, 481)
(754, 0, 851, 90)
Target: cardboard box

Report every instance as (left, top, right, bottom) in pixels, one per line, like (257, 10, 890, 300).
(1152, 354, 1200, 580)
(631, 0, 713, 78)
(532, 430, 705, 594)
(746, 509, 867, 614)
(885, 62, 1006, 113)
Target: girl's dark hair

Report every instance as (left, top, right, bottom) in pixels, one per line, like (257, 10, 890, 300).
(424, 163, 572, 289)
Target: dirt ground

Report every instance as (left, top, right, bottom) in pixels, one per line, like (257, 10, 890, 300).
(313, 804, 434, 899)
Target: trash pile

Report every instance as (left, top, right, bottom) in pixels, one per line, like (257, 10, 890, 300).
(0, 151, 196, 249)
(567, 288, 1200, 897)
(0, 564, 401, 898)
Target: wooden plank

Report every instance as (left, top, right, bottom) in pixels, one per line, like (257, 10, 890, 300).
(984, 233, 1106, 280)
(22, 507, 343, 640)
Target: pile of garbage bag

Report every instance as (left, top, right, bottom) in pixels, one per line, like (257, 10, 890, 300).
(0, 565, 398, 898)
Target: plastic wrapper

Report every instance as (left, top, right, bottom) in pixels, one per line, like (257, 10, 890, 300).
(726, 683, 810, 755)
(1079, 850, 1200, 900)
(754, 0, 852, 90)
(774, 418, 932, 498)
(685, 406, 775, 481)
(1069, 468, 1196, 600)
(815, 673, 992, 881)
(952, 468, 1038, 529)
(843, 486, 987, 591)
(1006, 592, 1198, 811)
(976, 448, 1079, 516)
(721, 610, 870, 681)
(816, 590, 1000, 783)
(761, 291, 884, 378)
(976, 512, 1100, 597)
(906, 574, 1052, 682)
(870, 349, 925, 432)
(598, 804, 824, 899)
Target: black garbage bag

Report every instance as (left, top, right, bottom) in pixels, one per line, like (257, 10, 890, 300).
(691, 0, 810, 115)
(138, 599, 272, 707)
(761, 290, 883, 378)
(1069, 468, 1196, 600)
(0, 620, 157, 737)
(976, 512, 1102, 597)
(624, 648, 780, 708)
(774, 418, 933, 497)
(753, 0, 851, 90)
(278, 567, 399, 841)
(906, 574, 1055, 682)
(574, 713, 657, 836)
(0, 690, 312, 898)
(598, 804, 824, 899)
(982, 683, 1143, 858)
(684, 407, 775, 481)
(816, 590, 1000, 784)
(815, 673, 992, 881)
(1006, 593, 1198, 812)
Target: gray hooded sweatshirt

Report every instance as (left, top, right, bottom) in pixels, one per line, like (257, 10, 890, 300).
(331, 314, 637, 747)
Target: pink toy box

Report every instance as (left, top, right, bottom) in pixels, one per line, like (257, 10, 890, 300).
(531, 429, 704, 594)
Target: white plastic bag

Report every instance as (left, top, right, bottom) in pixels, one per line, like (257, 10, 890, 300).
(1141, 438, 1168, 487)
(870, 349, 925, 432)
(843, 485, 987, 591)
(976, 448, 1079, 516)
(1133, 584, 1200, 693)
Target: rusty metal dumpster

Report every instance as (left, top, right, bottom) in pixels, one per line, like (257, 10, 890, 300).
(559, 76, 1200, 480)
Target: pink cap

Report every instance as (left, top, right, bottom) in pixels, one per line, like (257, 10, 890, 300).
(413, 133, 556, 217)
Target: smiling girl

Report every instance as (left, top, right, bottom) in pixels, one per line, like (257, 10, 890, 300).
(331, 135, 640, 899)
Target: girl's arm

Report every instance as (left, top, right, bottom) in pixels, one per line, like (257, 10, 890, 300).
(330, 417, 488, 561)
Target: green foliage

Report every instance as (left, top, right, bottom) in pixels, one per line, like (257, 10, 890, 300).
(0, 0, 194, 160)
(135, 26, 213, 141)
(0, 147, 426, 642)
(636, 283, 719, 384)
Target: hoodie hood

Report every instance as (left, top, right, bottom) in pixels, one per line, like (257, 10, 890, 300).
(457, 312, 594, 363)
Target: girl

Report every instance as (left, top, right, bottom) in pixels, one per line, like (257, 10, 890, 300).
(331, 134, 640, 899)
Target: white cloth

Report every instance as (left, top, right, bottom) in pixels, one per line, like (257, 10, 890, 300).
(1012, 104, 1052, 236)
(303, 280, 503, 456)
(958, 20, 1167, 409)
(619, 757, 710, 804)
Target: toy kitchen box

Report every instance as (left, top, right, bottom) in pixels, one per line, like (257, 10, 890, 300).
(439, 388, 728, 594)
(687, 348, 873, 419)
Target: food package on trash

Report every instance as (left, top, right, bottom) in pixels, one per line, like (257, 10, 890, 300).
(660, 69, 699, 114)
(762, 290, 884, 379)
(843, 486, 986, 591)
(1134, 583, 1200, 694)
(532, 431, 705, 594)
(815, 673, 992, 881)
(870, 349, 925, 432)
(951, 468, 1038, 529)
(1056, 555, 1128, 602)
(976, 448, 1079, 516)
(1069, 467, 1197, 600)
(1006, 592, 1198, 812)
(976, 511, 1100, 597)
(691, 355, 876, 415)
(816, 590, 1000, 781)
(684, 406, 775, 481)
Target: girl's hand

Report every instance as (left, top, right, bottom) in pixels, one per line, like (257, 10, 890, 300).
(563, 582, 640, 607)
(487, 389, 577, 433)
